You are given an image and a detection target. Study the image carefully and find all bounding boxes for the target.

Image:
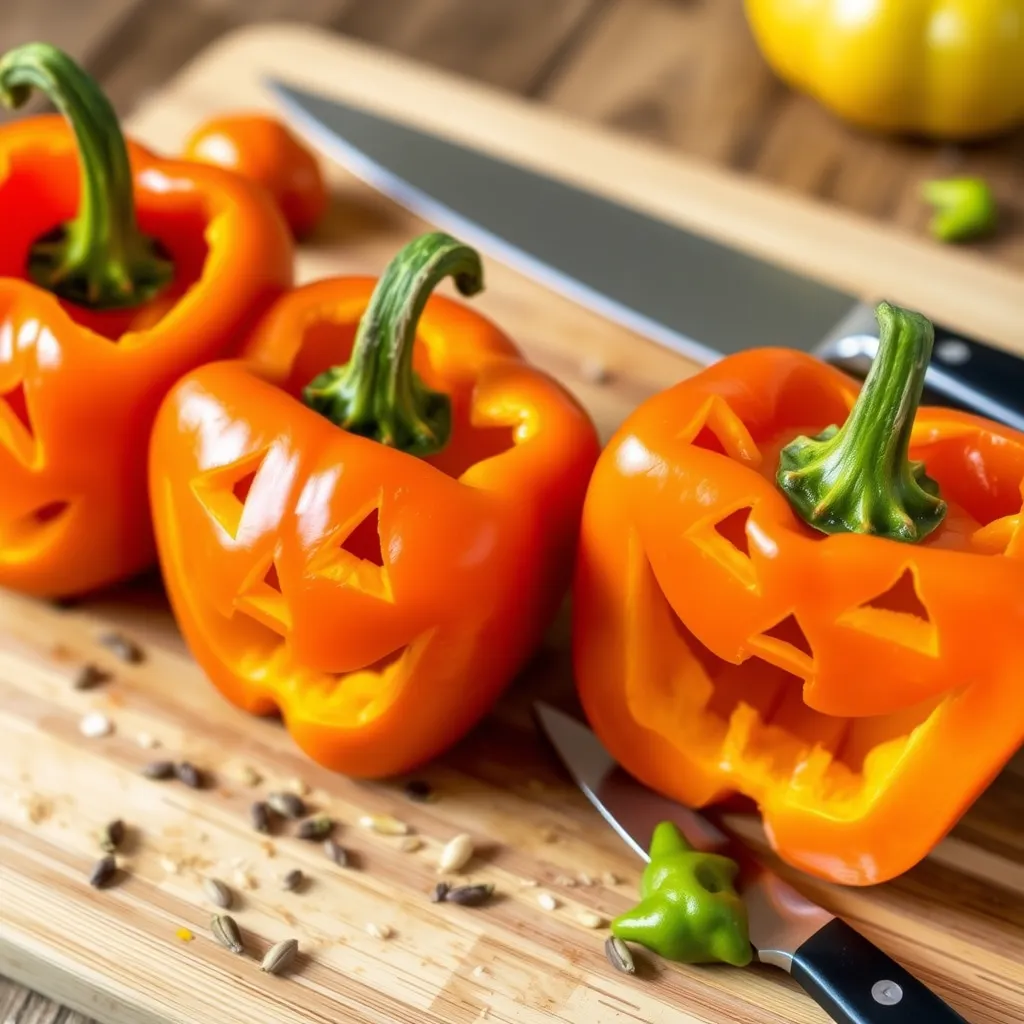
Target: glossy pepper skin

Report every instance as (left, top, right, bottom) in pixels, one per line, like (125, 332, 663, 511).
(573, 302, 1024, 885)
(0, 44, 293, 599)
(149, 232, 600, 778)
(183, 113, 328, 239)
(744, 0, 1024, 139)
(611, 822, 751, 967)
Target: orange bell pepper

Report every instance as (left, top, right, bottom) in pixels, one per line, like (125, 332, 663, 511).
(0, 43, 293, 598)
(149, 232, 600, 777)
(183, 113, 328, 239)
(573, 301, 1024, 885)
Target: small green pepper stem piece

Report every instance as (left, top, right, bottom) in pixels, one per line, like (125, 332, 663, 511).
(610, 822, 752, 967)
(303, 231, 482, 457)
(0, 42, 172, 310)
(922, 177, 997, 244)
(777, 301, 946, 543)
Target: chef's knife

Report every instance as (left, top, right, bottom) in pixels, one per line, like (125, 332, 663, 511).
(267, 79, 1024, 431)
(533, 702, 969, 1024)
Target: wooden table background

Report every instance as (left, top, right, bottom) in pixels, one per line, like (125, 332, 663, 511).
(1, 2, 1022, 1022)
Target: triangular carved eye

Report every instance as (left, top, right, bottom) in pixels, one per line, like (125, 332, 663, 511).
(191, 447, 273, 542)
(0, 381, 37, 465)
(837, 567, 939, 657)
(235, 554, 290, 636)
(310, 500, 392, 603)
(687, 504, 758, 590)
(746, 613, 815, 677)
(680, 396, 762, 466)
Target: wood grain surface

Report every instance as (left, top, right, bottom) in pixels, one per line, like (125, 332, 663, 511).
(0, 10, 1023, 1024)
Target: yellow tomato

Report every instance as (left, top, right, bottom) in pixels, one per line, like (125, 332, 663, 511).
(744, 0, 1024, 139)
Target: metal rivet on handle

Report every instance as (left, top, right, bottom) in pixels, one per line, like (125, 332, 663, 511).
(935, 339, 971, 365)
(871, 980, 904, 1006)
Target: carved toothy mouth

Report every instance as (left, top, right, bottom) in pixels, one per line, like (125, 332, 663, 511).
(0, 500, 74, 560)
(223, 603, 432, 725)
(624, 543, 947, 811)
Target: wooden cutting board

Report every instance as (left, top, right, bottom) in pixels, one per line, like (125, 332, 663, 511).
(1, 24, 1022, 1024)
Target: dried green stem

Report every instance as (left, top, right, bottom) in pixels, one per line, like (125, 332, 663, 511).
(0, 42, 171, 309)
(777, 301, 946, 542)
(303, 231, 483, 457)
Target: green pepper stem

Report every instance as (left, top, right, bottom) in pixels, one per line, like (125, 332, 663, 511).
(777, 301, 946, 542)
(0, 42, 172, 309)
(303, 231, 483, 457)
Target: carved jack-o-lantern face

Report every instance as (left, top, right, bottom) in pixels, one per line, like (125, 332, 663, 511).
(573, 348, 1024, 886)
(0, 307, 149, 597)
(150, 276, 600, 778)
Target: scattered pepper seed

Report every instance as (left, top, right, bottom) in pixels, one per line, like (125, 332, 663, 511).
(250, 801, 273, 834)
(519, 878, 538, 888)
(431, 882, 450, 903)
(577, 910, 605, 929)
(446, 883, 495, 907)
(403, 779, 433, 802)
(287, 777, 310, 796)
(233, 868, 257, 891)
(437, 833, 474, 874)
(97, 630, 143, 664)
(176, 927, 194, 942)
(99, 819, 125, 853)
(365, 922, 392, 940)
(260, 840, 277, 858)
(472, 965, 489, 979)
(577, 872, 595, 887)
(79, 711, 113, 739)
(174, 762, 204, 789)
(536, 892, 559, 912)
(296, 814, 333, 841)
(141, 759, 175, 780)
(554, 874, 577, 888)
(601, 871, 620, 887)
(136, 732, 159, 749)
(88, 854, 117, 889)
(211, 914, 244, 954)
(72, 664, 108, 691)
(281, 868, 304, 892)
(160, 856, 181, 875)
(399, 835, 423, 853)
(580, 355, 611, 384)
(359, 813, 409, 836)
(202, 877, 232, 909)
(267, 791, 306, 819)
(605, 935, 636, 975)
(323, 839, 349, 867)
(235, 764, 262, 787)
(261, 937, 298, 975)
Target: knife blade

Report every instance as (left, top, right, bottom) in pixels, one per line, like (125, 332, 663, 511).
(533, 702, 969, 1024)
(268, 79, 1024, 431)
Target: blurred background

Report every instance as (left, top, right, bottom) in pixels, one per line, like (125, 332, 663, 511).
(2, 0, 1023, 266)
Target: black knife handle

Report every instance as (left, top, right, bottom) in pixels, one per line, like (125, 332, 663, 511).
(820, 313, 1024, 432)
(921, 325, 1024, 431)
(791, 919, 969, 1024)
